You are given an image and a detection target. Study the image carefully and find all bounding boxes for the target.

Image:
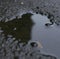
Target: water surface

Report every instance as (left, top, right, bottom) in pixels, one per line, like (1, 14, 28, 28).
(0, 13, 58, 59)
(31, 14, 60, 59)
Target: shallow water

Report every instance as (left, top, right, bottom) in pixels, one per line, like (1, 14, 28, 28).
(0, 13, 57, 59)
(0, 0, 60, 59)
(31, 14, 60, 59)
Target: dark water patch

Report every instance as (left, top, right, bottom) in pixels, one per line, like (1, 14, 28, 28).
(0, 13, 34, 43)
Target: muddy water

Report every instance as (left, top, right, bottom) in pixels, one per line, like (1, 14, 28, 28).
(31, 14, 60, 59)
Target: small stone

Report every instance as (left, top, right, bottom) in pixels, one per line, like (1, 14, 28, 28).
(2, 34, 5, 36)
(21, 2, 24, 5)
(30, 42, 38, 47)
(2, 44, 4, 47)
(45, 23, 51, 26)
(12, 37, 16, 40)
(6, 41, 9, 44)
(15, 40, 18, 43)
(0, 30, 3, 33)
(17, 48, 20, 51)
(13, 27, 16, 30)
(30, 41, 43, 48)
(15, 0, 17, 2)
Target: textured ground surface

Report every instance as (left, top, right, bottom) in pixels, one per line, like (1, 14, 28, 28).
(0, 32, 57, 59)
(0, 0, 59, 59)
(0, 0, 60, 22)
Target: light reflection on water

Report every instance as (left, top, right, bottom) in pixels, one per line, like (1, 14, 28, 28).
(31, 14, 60, 59)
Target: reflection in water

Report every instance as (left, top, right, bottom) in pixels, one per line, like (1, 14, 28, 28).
(0, 13, 34, 43)
(0, 13, 57, 59)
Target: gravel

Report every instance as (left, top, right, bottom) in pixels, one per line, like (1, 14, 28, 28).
(0, 0, 60, 22)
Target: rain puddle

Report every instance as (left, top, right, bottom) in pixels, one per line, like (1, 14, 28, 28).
(0, 13, 58, 59)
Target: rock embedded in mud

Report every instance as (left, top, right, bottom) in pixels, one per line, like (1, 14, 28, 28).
(30, 42, 38, 47)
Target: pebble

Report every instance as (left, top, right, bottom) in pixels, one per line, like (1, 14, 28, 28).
(12, 37, 16, 40)
(0, 30, 4, 33)
(7, 35, 13, 38)
(13, 27, 17, 30)
(2, 44, 4, 47)
(21, 2, 24, 5)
